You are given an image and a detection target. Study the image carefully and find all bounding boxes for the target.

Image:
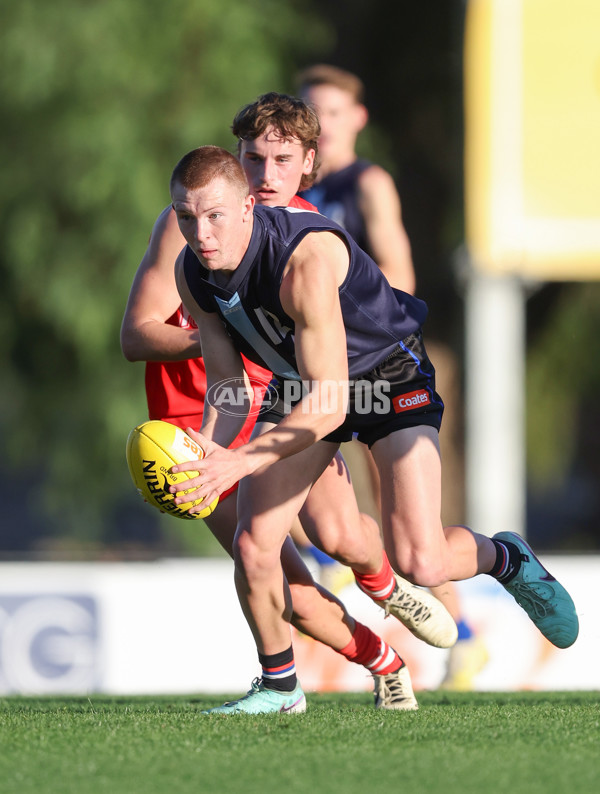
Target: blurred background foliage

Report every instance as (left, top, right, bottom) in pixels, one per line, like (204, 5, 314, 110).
(0, 0, 333, 556)
(0, 0, 598, 558)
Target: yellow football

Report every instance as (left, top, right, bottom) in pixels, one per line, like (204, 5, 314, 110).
(126, 420, 218, 520)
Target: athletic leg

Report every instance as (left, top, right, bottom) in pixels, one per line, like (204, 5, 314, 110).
(370, 425, 492, 585)
(204, 465, 416, 708)
(298, 450, 385, 574)
(371, 424, 578, 648)
(280, 536, 416, 708)
(299, 443, 457, 648)
(233, 439, 338, 656)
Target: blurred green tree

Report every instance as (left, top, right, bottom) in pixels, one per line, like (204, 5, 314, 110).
(0, 0, 332, 553)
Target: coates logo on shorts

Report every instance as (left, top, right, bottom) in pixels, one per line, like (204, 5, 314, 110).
(393, 389, 431, 414)
(206, 376, 278, 418)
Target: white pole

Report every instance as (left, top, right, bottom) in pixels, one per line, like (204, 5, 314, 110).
(465, 268, 526, 538)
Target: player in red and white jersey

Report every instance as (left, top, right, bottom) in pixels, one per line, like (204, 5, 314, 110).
(121, 93, 456, 712)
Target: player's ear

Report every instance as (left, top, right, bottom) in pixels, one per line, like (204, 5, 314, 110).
(242, 192, 255, 220)
(354, 103, 369, 133)
(303, 148, 316, 175)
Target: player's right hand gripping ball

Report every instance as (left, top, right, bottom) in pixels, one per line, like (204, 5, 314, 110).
(126, 420, 218, 520)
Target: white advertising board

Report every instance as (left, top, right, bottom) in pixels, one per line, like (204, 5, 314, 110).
(0, 557, 596, 695)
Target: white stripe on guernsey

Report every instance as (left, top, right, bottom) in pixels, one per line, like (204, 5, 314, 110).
(214, 293, 301, 381)
(253, 306, 290, 345)
(368, 643, 397, 675)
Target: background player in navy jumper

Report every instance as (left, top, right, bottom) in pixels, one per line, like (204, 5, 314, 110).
(168, 146, 578, 714)
(298, 64, 414, 292)
(298, 63, 490, 690)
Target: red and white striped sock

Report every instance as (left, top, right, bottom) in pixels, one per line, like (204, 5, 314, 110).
(339, 621, 403, 675)
(352, 552, 396, 602)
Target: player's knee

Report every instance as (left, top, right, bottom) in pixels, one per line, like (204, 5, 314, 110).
(315, 512, 379, 567)
(388, 548, 450, 588)
(233, 527, 280, 581)
(410, 560, 450, 588)
(303, 513, 344, 559)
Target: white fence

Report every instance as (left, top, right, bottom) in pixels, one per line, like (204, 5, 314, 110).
(0, 556, 597, 695)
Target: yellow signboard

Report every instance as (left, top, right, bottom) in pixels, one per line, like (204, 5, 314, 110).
(464, 0, 600, 278)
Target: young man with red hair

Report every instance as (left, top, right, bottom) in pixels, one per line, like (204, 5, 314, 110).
(122, 94, 458, 713)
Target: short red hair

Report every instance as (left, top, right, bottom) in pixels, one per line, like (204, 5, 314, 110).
(170, 145, 249, 199)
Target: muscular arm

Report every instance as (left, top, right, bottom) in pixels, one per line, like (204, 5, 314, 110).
(120, 206, 202, 362)
(358, 164, 416, 295)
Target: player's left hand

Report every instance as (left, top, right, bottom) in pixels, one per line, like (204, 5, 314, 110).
(169, 429, 245, 510)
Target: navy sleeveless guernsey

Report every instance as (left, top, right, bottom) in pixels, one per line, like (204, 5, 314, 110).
(182, 205, 427, 381)
(299, 160, 371, 253)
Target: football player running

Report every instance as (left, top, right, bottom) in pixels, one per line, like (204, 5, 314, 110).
(121, 93, 458, 714)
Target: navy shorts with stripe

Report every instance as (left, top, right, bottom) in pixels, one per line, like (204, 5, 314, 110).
(258, 331, 444, 448)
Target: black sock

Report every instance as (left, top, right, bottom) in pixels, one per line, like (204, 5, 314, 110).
(258, 646, 297, 692)
(489, 539, 523, 583)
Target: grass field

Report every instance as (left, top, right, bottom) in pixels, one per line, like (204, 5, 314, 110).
(0, 691, 598, 794)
